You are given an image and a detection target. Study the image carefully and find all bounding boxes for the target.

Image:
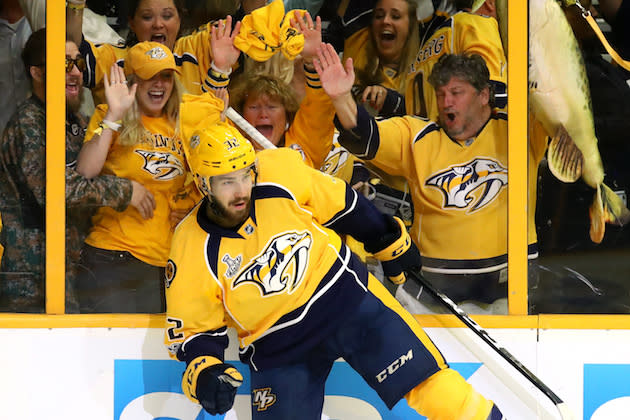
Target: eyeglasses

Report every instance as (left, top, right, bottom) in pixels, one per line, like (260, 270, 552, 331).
(65, 56, 86, 73)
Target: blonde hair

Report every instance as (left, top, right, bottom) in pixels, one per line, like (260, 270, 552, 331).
(249, 54, 295, 85)
(360, 0, 420, 93)
(118, 73, 184, 146)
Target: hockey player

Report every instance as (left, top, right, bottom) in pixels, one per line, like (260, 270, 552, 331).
(316, 45, 545, 313)
(163, 91, 506, 419)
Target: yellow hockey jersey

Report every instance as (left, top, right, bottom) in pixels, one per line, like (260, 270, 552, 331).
(283, 67, 335, 169)
(338, 106, 547, 276)
(84, 105, 192, 267)
(80, 24, 216, 105)
(405, 12, 507, 120)
(164, 148, 397, 370)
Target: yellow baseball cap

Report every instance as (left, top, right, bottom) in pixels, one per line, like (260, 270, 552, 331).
(126, 41, 179, 80)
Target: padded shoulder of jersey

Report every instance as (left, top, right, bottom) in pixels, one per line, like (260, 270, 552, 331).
(256, 147, 322, 205)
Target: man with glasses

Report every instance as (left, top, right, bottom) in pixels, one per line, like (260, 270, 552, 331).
(0, 30, 150, 312)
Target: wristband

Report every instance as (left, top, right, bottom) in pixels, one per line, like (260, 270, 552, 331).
(210, 61, 232, 78)
(102, 119, 122, 131)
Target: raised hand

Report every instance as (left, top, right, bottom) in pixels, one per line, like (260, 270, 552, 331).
(211, 15, 242, 72)
(313, 43, 355, 101)
(103, 64, 136, 121)
(291, 11, 322, 67)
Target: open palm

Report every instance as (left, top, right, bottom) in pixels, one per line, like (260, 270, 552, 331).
(104, 64, 136, 120)
(211, 15, 242, 71)
(314, 43, 355, 101)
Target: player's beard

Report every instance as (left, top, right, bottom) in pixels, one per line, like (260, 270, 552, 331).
(207, 195, 252, 228)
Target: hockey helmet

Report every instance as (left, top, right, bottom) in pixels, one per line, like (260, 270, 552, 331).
(184, 121, 256, 197)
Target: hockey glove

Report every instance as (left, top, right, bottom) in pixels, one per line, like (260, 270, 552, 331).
(182, 355, 243, 415)
(367, 216, 422, 285)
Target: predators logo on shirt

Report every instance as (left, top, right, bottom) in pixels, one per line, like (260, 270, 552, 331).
(135, 150, 185, 180)
(232, 231, 312, 296)
(425, 157, 508, 213)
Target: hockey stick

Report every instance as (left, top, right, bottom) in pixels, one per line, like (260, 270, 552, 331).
(406, 270, 575, 420)
(225, 107, 277, 150)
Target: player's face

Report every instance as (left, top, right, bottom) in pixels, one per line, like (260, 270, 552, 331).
(65, 41, 83, 112)
(135, 70, 175, 117)
(209, 166, 254, 227)
(435, 77, 490, 141)
(371, 0, 411, 65)
(129, 0, 181, 51)
(242, 94, 287, 150)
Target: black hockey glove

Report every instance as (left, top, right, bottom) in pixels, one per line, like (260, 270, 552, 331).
(182, 356, 243, 415)
(365, 216, 422, 284)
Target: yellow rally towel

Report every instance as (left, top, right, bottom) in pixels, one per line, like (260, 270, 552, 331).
(234, 0, 305, 61)
(179, 92, 226, 145)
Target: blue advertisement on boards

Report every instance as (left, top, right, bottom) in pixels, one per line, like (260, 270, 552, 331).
(583, 364, 630, 420)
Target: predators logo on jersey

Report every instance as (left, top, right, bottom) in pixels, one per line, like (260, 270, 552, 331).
(232, 231, 312, 296)
(135, 150, 185, 180)
(321, 147, 350, 178)
(426, 157, 507, 213)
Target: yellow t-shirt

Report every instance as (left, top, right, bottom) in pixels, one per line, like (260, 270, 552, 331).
(84, 105, 190, 266)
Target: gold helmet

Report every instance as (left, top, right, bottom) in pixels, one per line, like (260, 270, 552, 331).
(184, 121, 256, 196)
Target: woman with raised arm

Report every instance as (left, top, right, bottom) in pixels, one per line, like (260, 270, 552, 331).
(66, 0, 253, 105)
(74, 42, 198, 313)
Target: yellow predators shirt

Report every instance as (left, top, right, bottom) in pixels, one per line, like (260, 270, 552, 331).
(80, 24, 215, 105)
(405, 12, 507, 120)
(165, 148, 376, 370)
(84, 105, 189, 266)
(367, 112, 547, 274)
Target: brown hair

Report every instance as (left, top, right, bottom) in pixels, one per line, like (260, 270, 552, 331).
(22, 28, 47, 78)
(125, 0, 187, 46)
(428, 53, 495, 107)
(359, 0, 419, 93)
(229, 73, 300, 124)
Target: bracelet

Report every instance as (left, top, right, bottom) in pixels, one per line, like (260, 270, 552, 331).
(102, 119, 122, 131)
(210, 61, 232, 77)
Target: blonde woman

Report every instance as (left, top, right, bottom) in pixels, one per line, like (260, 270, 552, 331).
(74, 42, 197, 313)
(345, 0, 419, 116)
